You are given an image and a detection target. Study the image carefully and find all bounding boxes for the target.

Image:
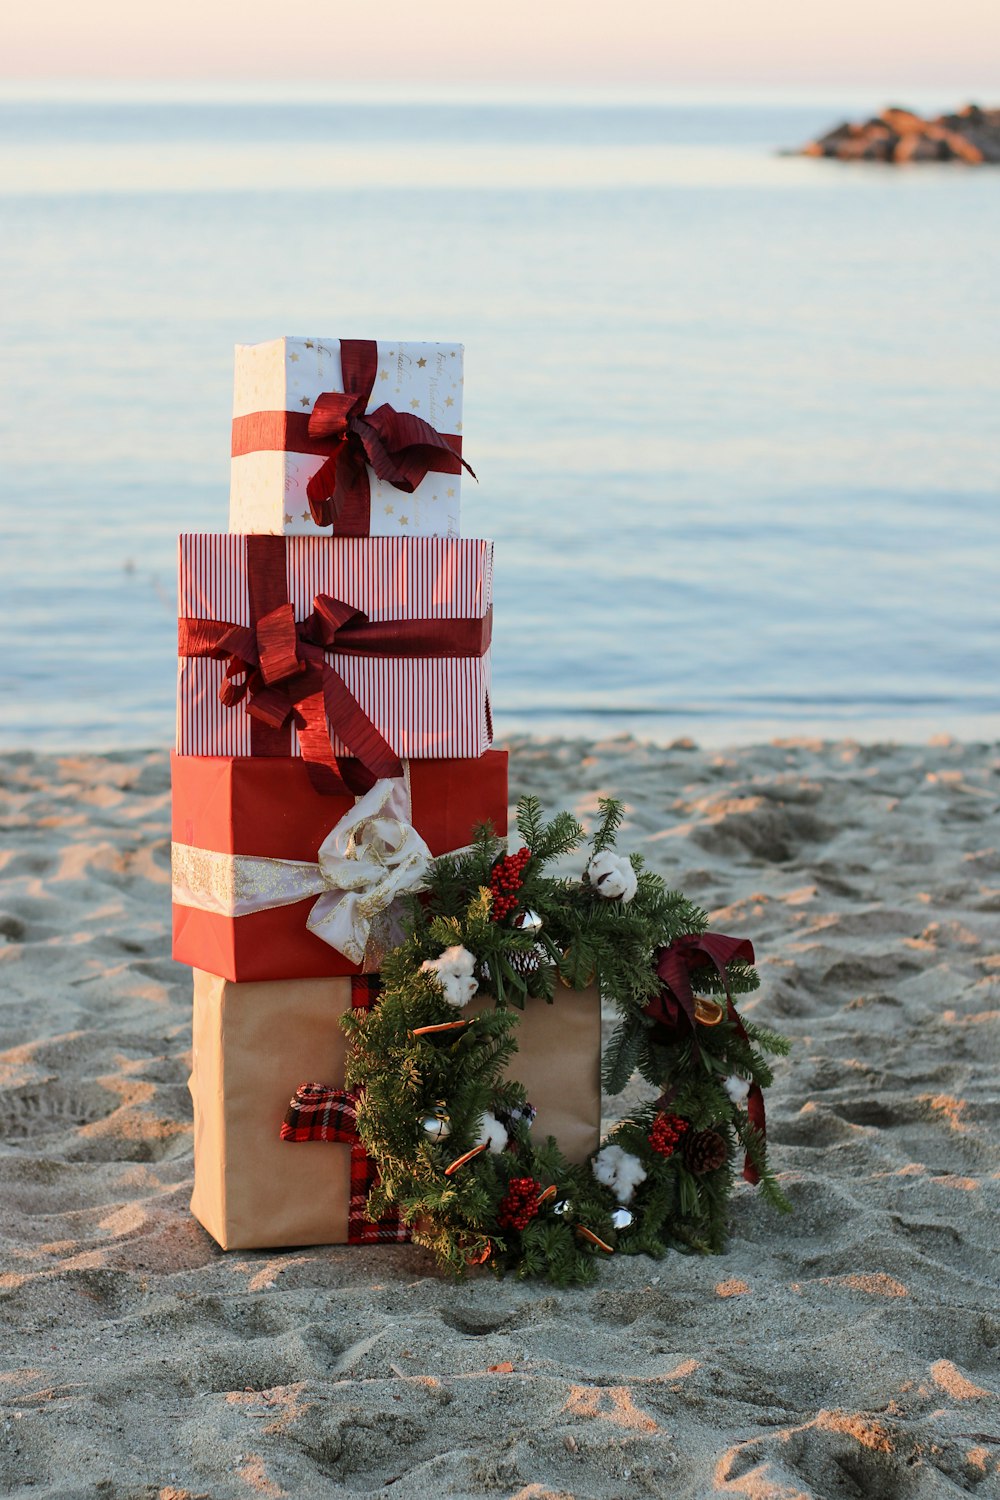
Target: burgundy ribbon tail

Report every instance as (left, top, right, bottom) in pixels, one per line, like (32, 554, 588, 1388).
(304, 338, 475, 534)
(743, 1082, 766, 1186)
(298, 594, 404, 793)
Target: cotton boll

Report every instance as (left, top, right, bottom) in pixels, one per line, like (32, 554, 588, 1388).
(419, 945, 479, 1008)
(611, 1150, 648, 1204)
(591, 1143, 647, 1204)
(586, 851, 638, 903)
(591, 1143, 623, 1192)
(475, 1110, 509, 1154)
(724, 1074, 751, 1107)
(592, 1144, 633, 1200)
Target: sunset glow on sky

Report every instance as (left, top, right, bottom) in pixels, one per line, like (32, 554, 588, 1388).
(4, 0, 999, 87)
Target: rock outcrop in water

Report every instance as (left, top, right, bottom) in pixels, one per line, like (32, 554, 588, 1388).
(799, 103, 1000, 163)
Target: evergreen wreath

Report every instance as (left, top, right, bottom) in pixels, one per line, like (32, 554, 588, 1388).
(342, 797, 791, 1284)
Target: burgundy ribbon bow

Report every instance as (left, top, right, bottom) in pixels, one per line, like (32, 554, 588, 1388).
(304, 339, 475, 532)
(179, 600, 403, 798)
(178, 535, 491, 796)
(646, 931, 766, 1185)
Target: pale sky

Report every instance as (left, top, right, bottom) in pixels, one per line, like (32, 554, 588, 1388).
(4, 0, 999, 88)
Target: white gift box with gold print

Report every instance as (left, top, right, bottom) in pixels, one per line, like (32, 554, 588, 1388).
(229, 337, 465, 537)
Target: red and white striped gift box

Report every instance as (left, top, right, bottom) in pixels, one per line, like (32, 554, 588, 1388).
(176, 534, 494, 762)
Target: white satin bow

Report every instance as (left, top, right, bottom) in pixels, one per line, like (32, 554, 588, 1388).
(304, 776, 432, 963)
(171, 773, 433, 966)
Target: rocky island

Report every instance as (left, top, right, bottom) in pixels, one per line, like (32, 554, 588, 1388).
(799, 103, 1000, 163)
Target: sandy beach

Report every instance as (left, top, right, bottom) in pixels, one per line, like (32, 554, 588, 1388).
(1, 734, 998, 1499)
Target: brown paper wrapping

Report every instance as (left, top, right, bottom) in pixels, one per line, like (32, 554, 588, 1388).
(189, 970, 602, 1251)
(465, 987, 603, 1167)
(190, 970, 355, 1250)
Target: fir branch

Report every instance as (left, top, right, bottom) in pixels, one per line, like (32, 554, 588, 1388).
(738, 1018, 792, 1057)
(601, 1019, 644, 1097)
(515, 796, 544, 851)
(737, 1121, 793, 1213)
(532, 808, 586, 865)
(590, 797, 625, 854)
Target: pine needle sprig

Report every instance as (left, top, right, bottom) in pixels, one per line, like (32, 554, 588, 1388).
(590, 797, 625, 854)
(516, 798, 585, 862)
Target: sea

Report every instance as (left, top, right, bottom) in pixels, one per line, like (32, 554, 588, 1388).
(1, 84, 998, 750)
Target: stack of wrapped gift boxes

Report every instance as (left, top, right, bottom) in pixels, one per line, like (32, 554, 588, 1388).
(170, 337, 601, 1251)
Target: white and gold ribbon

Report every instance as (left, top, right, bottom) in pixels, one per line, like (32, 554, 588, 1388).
(171, 771, 434, 966)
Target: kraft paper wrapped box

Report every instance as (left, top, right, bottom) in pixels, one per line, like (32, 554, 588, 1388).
(176, 533, 494, 766)
(171, 751, 509, 982)
(230, 337, 467, 538)
(189, 971, 603, 1251)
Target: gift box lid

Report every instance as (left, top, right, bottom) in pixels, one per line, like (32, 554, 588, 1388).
(232, 337, 464, 438)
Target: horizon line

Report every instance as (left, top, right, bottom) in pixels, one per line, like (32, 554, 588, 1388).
(1, 79, 996, 108)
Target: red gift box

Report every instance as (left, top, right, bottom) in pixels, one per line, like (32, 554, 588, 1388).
(171, 751, 508, 982)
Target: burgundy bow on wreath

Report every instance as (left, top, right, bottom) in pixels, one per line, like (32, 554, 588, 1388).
(305, 340, 475, 532)
(645, 932, 767, 1185)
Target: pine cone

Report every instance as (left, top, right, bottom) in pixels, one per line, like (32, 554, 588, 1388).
(684, 1128, 728, 1175)
(506, 942, 546, 977)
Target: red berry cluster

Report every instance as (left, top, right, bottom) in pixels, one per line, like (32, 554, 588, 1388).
(489, 846, 531, 920)
(496, 1176, 542, 1232)
(648, 1112, 690, 1157)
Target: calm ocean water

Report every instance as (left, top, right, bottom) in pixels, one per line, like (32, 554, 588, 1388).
(1, 88, 998, 749)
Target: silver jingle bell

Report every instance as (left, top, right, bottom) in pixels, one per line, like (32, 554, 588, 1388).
(422, 1115, 450, 1140)
(610, 1207, 634, 1231)
(516, 908, 544, 934)
(552, 1198, 573, 1217)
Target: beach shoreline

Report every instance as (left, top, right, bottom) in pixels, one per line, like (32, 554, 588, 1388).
(0, 735, 997, 1497)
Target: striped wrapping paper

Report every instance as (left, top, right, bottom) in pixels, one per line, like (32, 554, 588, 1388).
(176, 534, 494, 761)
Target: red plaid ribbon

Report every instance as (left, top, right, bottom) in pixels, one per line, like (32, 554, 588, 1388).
(280, 1083, 359, 1143)
(279, 975, 408, 1245)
